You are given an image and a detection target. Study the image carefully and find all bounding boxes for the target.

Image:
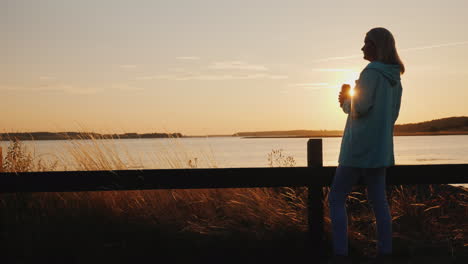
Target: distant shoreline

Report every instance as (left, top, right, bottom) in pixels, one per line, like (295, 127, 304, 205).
(235, 116, 468, 138)
(240, 131, 468, 139)
(0, 132, 183, 141)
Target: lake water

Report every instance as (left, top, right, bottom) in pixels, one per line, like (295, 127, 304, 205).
(1, 135, 468, 171)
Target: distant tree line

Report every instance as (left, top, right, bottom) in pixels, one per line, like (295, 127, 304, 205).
(0, 132, 184, 141)
(234, 116, 468, 137)
(394, 116, 468, 133)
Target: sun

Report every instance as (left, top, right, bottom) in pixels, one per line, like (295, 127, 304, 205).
(343, 70, 360, 97)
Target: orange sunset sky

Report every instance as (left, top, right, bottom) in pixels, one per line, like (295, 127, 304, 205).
(2, 0, 468, 135)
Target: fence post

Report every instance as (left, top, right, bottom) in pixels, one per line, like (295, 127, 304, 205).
(0, 146, 3, 172)
(307, 138, 325, 258)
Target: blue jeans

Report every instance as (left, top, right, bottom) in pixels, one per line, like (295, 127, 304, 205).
(328, 165, 392, 256)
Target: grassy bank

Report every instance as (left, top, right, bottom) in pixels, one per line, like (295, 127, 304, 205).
(0, 136, 467, 263)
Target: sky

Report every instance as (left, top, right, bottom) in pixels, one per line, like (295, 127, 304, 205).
(2, 0, 468, 136)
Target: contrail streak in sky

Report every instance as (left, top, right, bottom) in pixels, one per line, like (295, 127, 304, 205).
(313, 41, 468, 63)
(399, 41, 468, 52)
(312, 54, 361, 62)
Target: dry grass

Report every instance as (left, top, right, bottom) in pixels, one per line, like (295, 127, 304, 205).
(0, 136, 467, 263)
(332, 184, 468, 257)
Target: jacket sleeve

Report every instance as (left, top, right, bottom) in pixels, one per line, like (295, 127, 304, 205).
(393, 85, 403, 123)
(351, 69, 379, 118)
(341, 99, 351, 114)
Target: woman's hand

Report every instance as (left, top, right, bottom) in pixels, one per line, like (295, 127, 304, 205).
(339, 91, 346, 106)
(339, 84, 351, 107)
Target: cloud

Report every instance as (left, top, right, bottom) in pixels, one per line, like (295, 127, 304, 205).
(0, 84, 98, 95)
(312, 54, 362, 63)
(208, 61, 268, 71)
(178, 74, 234, 81)
(33, 85, 99, 95)
(110, 84, 144, 91)
(291, 82, 329, 87)
(135, 73, 287, 81)
(312, 69, 353, 72)
(32, 83, 145, 94)
(268, 75, 289, 80)
(135, 74, 175, 80)
(289, 82, 334, 91)
(303, 86, 334, 91)
(168, 67, 185, 72)
(176, 56, 200, 60)
(135, 60, 286, 81)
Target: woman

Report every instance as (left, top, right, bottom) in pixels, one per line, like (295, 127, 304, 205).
(329, 27, 404, 264)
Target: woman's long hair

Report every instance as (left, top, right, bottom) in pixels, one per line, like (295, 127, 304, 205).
(366, 27, 405, 74)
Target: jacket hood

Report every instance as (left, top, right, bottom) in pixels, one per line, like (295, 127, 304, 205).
(365, 61, 401, 86)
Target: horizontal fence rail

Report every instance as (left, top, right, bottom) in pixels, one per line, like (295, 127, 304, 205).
(0, 165, 467, 193)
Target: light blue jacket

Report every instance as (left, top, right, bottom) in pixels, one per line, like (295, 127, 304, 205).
(338, 61, 402, 168)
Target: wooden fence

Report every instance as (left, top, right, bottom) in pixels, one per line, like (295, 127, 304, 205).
(1, 139, 467, 257)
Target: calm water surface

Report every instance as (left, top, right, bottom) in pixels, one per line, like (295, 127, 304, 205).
(1, 135, 468, 170)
